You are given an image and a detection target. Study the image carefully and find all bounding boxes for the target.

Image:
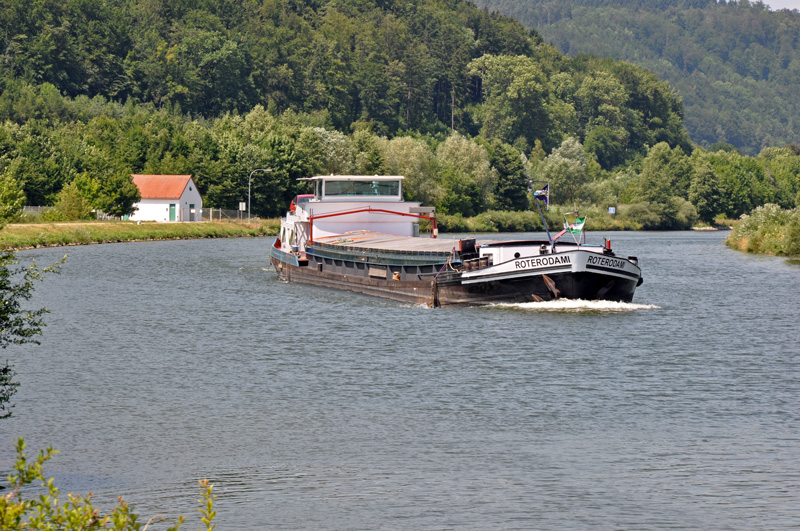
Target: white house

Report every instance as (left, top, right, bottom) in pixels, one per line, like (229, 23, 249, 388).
(130, 175, 203, 222)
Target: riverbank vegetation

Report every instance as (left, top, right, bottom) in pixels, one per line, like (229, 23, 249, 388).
(0, 0, 798, 232)
(0, 438, 216, 530)
(0, 220, 279, 251)
(726, 204, 800, 257)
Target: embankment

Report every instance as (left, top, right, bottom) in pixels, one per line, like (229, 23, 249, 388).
(1, 220, 280, 251)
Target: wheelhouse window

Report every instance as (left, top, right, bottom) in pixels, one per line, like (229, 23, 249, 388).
(324, 180, 400, 197)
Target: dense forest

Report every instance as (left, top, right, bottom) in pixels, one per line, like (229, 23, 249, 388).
(472, 0, 800, 155)
(0, 0, 798, 228)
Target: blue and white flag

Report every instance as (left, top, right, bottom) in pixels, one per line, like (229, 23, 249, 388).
(534, 184, 549, 207)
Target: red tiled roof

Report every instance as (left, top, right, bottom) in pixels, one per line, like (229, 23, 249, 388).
(132, 175, 194, 200)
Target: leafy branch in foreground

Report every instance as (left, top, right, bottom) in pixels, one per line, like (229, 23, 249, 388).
(0, 252, 64, 419)
(0, 438, 220, 530)
(197, 480, 217, 531)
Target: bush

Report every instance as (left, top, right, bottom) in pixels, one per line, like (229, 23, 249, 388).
(726, 203, 800, 256)
(618, 199, 697, 230)
(619, 202, 662, 230)
(50, 182, 94, 220)
(673, 197, 699, 229)
(783, 217, 800, 256)
(40, 208, 69, 222)
(0, 438, 218, 530)
(437, 205, 647, 233)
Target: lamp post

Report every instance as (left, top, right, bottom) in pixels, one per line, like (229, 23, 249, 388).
(248, 168, 272, 223)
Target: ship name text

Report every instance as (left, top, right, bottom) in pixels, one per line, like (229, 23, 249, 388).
(587, 255, 626, 269)
(514, 255, 571, 269)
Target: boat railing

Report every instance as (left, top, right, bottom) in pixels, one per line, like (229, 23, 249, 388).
(306, 207, 437, 243)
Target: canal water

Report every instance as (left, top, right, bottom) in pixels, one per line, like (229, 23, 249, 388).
(2, 231, 799, 529)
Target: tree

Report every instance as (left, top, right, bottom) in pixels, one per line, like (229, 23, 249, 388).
(96, 172, 141, 218)
(689, 152, 723, 222)
(50, 181, 93, 220)
(758, 146, 800, 208)
(490, 142, 529, 211)
(0, 173, 26, 224)
(435, 132, 493, 215)
(708, 150, 772, 217)
(630, 142, 698, 228)
(636, 142, 692, 203)
(302, 128, 355, 175)
(351, 129, 386, 175)
(0, 158, 58, 419)
(584, 125, 629, 170)
(0, 253, 62, 419)
(536, 137, 588, 205)
(575, 71, 628, 130)
(467, 54, 550, 148)
(381, 136, 440, 206)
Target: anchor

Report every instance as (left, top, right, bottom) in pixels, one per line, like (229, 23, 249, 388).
(542, 274, 561, 299)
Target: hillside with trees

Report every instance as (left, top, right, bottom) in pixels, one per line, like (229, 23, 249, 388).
(0, 0, 798, 229)
(471, 0, 800, 156)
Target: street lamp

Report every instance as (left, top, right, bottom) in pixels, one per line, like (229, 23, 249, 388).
(248, 168, 272, 223)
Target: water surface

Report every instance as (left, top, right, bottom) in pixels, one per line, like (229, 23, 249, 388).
(2, 231, 799, 529)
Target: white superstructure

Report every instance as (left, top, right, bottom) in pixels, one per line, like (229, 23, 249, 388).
(279, 175, 428, 253)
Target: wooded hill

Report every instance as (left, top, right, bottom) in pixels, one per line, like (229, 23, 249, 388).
(0, 0, 798, 229)
(472, 0, 800, 155)
(0, 0, 691, 151)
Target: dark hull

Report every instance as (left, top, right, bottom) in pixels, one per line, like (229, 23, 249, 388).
(271, 248, 639, 307)
(434, 271, 638, 306)
(272, 255, 434, 305)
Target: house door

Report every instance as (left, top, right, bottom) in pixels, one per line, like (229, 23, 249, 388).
(169, 204, 176, 221)
(189, 204, 195, 222)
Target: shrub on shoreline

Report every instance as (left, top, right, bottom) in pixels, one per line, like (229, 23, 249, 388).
(726, 204, 800, 256)
(436, 205, 646, 233)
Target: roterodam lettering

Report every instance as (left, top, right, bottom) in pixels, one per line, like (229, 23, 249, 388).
(514, 255, 571, 269)
(587, 255, 625, 268)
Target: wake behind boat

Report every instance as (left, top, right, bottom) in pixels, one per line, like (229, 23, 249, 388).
(270, 175, 643, 307)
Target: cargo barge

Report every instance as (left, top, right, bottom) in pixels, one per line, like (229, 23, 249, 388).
(270, 175, 643, 307)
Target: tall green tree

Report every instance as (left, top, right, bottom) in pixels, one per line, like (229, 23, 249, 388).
(95, 171, 141, 217)
(490, 142, 529, 211)
(689, 151, 722, 223)
(0, 173, 26, 223)
(381, 136, 439, 206)
(536, 137, 588, 206)
(467, 54, 550, 148)
(708, 150, 772, 218)
(435, 132, 493, 215)
(629, 142, 698, 229)
(0, 254, 56, 419)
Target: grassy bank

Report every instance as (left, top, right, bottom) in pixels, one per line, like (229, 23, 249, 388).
(0, 219, 280, 251)
(435, 204, 690, 233)
(725, 204, 800, 257)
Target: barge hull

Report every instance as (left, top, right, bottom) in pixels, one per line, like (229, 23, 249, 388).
(271, 255, 433, 305)
(435, 272, 638, 306)
(271, 250, 638, 307)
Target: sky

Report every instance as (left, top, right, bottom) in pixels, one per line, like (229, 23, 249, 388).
(765, 0, 800, 10)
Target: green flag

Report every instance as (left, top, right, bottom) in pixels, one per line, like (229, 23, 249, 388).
(567, 216, 585, 234)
